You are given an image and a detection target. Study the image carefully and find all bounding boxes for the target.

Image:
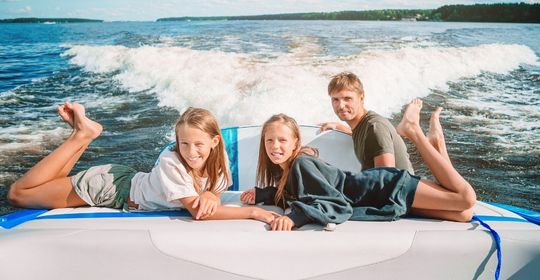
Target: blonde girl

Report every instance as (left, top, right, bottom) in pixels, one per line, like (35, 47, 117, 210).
(8, 102, 275, 223)
(241, 99, 477, 231)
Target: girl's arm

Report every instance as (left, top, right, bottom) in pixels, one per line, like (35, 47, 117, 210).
(177, 196, 278, 223)
(192, 191, 220, 219)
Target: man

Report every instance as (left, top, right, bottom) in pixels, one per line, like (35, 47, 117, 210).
(320, 72, 414, 173)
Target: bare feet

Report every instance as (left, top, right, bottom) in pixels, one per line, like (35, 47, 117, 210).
(57, 101, 74, 128)
(70, 102, 103, 140)
(396, 99, 423, 141)
(427, 107, 444, 150)
(427, 107, 451, 163)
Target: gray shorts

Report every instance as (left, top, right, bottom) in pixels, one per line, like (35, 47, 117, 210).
(71, 164, 137, 209)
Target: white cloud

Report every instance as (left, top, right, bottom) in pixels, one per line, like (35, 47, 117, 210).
(18, 5, 31, 13)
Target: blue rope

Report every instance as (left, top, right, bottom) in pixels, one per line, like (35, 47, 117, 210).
(472, 215, 501, 280)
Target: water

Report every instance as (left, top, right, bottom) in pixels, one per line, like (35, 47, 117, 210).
(0, 21, 539, 215)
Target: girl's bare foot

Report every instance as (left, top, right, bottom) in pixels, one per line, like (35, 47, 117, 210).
(396, 99, 424, 141)
(427, 107, 444, 150)
(427, 107, 451, 163)
(57, 101, 74, 128)
(71, 103, 102, 140)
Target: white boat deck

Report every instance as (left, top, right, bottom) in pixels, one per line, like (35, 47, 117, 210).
(1, 193, 539, 280)
(1, 127, 538, 279)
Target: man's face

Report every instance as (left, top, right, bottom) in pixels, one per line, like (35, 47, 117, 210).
(330, 89, 363, 122)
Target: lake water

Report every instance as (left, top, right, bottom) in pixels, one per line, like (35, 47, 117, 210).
(0, 20, 539, 215)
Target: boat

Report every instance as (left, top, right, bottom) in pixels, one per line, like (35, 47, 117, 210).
(1, 125, 539, 280)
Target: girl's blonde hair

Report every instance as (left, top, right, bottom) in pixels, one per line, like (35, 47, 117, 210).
(174, 107, 230, 193)
(256, 114, 318, 207)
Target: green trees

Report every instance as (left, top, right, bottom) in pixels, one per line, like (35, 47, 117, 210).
(0, 18, 103, 23)
(157, 10, 433, 22)
(157, 3, 539, 23)
(433, 3, 540, 23)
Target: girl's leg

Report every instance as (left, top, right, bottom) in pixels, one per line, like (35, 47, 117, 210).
(8, 102, 102, 208)
(410, 207, 473, 223)
(10, 177, 88, 209)
(56, 102, 90, 178)
(396, 99, 476, 217)
(409, 180, 474, 221)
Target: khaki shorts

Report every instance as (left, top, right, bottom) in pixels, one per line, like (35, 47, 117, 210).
(71, 164, 137, 209)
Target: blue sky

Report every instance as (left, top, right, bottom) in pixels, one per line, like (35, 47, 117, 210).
(1, 0, 538, 21)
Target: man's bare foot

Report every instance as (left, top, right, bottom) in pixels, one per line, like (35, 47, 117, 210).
(71, 103, 102, 140)
(396, 99, 423, 141)
(57, 101, 74, 128)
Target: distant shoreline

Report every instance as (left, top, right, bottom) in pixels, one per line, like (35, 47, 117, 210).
(157, 3, 540, 23)
(1, 3, 539, 24)
(0, 18, 102, 24)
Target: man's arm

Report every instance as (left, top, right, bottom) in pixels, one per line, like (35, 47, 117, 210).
(364, 122, 397, 169)
(373, 153, 396, 168)
(319, 122, 352, 135)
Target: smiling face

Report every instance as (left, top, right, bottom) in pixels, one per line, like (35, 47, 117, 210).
(330, 89, 366, 128)
(264, 122, 298, 169)
(177, 124, 219, 175)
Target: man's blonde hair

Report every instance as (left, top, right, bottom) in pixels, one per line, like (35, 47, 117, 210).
(327, 72, 364, 97)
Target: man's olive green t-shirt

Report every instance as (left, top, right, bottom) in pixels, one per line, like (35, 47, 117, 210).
(351, 111, 414, 174)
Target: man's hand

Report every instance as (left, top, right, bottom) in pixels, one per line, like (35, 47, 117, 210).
(318, 122, 352, 134)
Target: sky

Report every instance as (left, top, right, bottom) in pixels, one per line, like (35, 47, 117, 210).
(1, 0, 538, 21)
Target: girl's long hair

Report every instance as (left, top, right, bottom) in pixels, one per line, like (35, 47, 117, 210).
(174, 107, 230, 193)
(256, 114, 318, 207)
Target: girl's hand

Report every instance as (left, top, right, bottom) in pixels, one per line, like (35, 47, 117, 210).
(270, 216, 295, 231)
(193, 191, 220, 219)
(240, 188, 256, 204)
(250, 207, 281, 224)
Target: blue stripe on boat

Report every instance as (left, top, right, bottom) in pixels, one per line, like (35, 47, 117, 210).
(0, 209, 49, 229)
(0, 209, 192, 229)
(472, 215, 529, 223)
(486, 202, 540, 226)
(34, 210, 192, 220)
(1, 209, 536, 230)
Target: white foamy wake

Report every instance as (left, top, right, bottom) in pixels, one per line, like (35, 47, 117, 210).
(0, 125, 68, 154)
(62, 44, 538, 126)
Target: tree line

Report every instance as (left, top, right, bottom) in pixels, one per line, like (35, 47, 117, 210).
(433, 3, 539, 23)
(157, 3, 540, 23)
(0, 18, 102, 23)
(2, 3, 538, 24)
